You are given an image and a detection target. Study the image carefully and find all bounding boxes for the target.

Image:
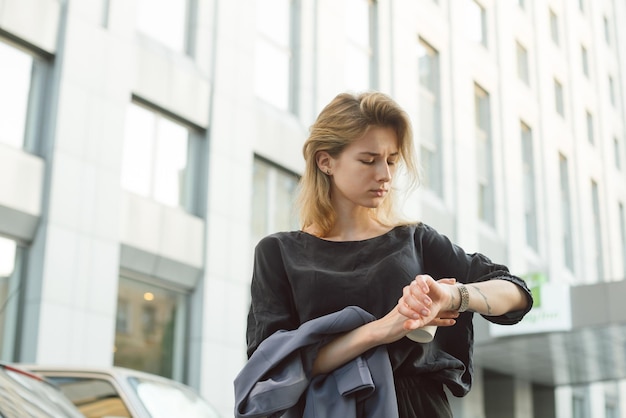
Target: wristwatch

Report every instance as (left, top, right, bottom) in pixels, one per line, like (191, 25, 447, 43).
(457, 283, 470, 312)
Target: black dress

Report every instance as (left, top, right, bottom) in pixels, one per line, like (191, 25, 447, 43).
(246, 223, 533, 417)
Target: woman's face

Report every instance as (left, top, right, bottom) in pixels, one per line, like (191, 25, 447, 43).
(328, 126, 399, 210)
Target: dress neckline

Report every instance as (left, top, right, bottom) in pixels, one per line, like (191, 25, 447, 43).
(298, 225, 406, 244)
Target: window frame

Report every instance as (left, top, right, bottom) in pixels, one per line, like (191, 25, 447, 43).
(417, 37, 443, 197)
(120, 97, 205, 215)
(0, 37, 50, 154)
(114, 274, 191, 382)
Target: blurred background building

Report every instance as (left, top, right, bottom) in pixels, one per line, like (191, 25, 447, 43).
(1, 0, 625, 416)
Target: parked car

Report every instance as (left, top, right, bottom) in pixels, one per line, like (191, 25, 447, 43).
(0, 363, 85, 418)
(22, 365, 221, 418)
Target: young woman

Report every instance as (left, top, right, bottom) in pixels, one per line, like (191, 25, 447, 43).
(244, 91, 533, 417)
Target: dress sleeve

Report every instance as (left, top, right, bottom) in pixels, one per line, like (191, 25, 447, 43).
(418, 224, 533, 325)
(246, 235, 299, 358)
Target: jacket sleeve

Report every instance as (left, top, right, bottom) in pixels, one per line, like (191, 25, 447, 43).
(418, 224, 533, 325)
(247, 235, 300, 358)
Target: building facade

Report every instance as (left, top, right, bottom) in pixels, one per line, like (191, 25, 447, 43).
(1, 0, 625, 416)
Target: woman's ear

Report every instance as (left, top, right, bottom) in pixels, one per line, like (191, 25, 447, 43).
(316, 151, 332, 175)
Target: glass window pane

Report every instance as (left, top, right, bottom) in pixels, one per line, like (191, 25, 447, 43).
(121, 103, 192, 209)
(609, 76, 616, 107)
(559, 154, 574, 271)
(521, 122, 538, 250)
(554, 79, 564, 116)
(581, 45, 589, 77)
(114, 277, 188, 379)
(586, 111, 594, 144)
(274, 170, 299, 232)
(475, 84, 494, 225)
(345, 0, 369, 44)
(48, 376, 132, 418)
(254, 38, 290, 110)
(121, 104, 156, 198)
(136, 0, 187, 52)
(255, 0, 293, 110)
(620, 203, 626, 279)
(604, 16, 611, 45)
(466, 0, 487, 46)
(251, 158, 299, 241)
(154, 118, 189, 207)
(257, 0, 290, 45)
(0, 42, 32, 149)
(550, 10, 559, 45)
(131, 377, 220, 418)
(0, 237, 21, 361)
(344, 44, 370, 92)
(252, 159, 270, 242)
(591, 181, 603, 281)
(614, 137, 621, 170)
(417, 40, 438, 94)
(516, 42, 529, 85)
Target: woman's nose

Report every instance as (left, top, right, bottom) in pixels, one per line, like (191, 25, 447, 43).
(377, 162, 392, 182)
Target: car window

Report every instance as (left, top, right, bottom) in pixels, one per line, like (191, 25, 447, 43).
(45, 376, 132, 418)
(3, 369, 84, 418)
(129, 377, 220, 418)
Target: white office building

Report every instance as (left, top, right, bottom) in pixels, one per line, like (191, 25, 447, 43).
(1, 0, 626, 416)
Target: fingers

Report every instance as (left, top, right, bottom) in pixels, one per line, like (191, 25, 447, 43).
(398, 282, 432, 320)
(398, 275, 460, 323)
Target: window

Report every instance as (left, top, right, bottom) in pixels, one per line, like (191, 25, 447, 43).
(48, 376, 132, 418)
(344, 0, 376, 92)
(559, 154, 574, 272)
(101, 0, 111, 28)
(0, 237, 24, 361)
(554, 79, 564, 117)
(603, 16, 611, 45)
(121, 101, 202, 212)
(116, 299, 130, 334)
(467, 0, 487, 47)
(475, 83, 494, 226)
(251, 157, 300, 244)
(0, 41, 46, 151)
(516, 41, 529, 85)
(417, 38, 443, 197)
(549, 9, 559, 45)
(521, 122, 538, 250)
(586, 110, 594, 144)
(606, 400, 619, 418)
(615, 137, 622, 170)
(608, 75, 616, 107)
(619, 202, 626, 279)
(114, 277, 189, 380)
(591, 180, 604, 281)
(581, 45, 589, 77)
(255, 0, 298, 112)
(135, 0, 190, 53)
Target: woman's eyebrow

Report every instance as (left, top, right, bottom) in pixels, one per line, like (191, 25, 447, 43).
(357, 151, 399, 157)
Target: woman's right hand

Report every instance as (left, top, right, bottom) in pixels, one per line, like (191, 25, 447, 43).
(374, 277, 459, 345)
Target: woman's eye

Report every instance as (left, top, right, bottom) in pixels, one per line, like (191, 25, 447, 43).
(387, 160, 397, 166)
(361, 160, 375, 165)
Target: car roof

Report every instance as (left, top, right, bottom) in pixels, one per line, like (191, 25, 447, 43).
(21, 364, 198, 391)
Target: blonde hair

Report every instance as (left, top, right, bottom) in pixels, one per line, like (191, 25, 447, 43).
(297, 91, 419, 236)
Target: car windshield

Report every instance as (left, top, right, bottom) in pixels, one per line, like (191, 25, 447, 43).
(128, 376, 220, 418)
